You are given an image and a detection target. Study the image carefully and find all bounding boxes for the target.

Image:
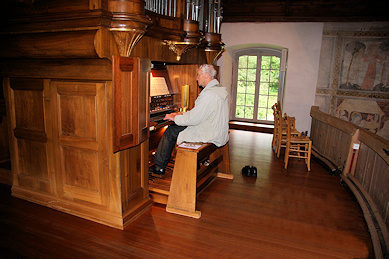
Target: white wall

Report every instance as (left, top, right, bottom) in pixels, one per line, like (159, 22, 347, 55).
(218, 22, 324, 133)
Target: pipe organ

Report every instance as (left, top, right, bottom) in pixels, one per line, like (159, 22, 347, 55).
(0, 0, 224, 229)
(145, 0, 223, 33)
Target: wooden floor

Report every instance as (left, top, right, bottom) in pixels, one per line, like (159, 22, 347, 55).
(0, 130, 373, 258)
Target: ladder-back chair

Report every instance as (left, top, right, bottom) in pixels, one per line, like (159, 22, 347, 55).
(284, 115, 312, 171)
(275, 111, 300, 158)
(271, 101, 281, 151)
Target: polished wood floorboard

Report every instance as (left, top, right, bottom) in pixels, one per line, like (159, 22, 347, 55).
(0, 130, 373, 258)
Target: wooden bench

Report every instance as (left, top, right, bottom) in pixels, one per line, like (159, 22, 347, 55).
(166, 142, 233, 218)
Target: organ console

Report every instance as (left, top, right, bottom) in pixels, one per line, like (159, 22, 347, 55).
(1, 0, 225, 230)
(149, 63, 178, 129)
(150, 94, 176, 125)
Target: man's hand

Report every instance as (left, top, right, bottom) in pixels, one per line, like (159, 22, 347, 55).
(164, 112, 183, 121)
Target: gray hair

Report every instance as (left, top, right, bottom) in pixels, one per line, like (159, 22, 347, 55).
(199, 64, 217, 79)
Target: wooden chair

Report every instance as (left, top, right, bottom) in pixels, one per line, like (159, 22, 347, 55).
(271, 101, 281, 151)
(274, 111, 300, 158)
(284, 115, 312, 171)
(274, 109, 285, 157)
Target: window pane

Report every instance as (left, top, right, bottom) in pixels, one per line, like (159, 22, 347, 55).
(257, 97, 267, 107)
(259, 83, 269, 95)
(260, 70, 269, 82)
(237, 81, 246, 93)
(270, 70, 279, 83)
(269, 83, 278, 95)
(261, 56, 271, 69)
(238, 68, 247, 81)
(239, 56, 248, 68)
(257, 108, 267, 120)
(268, 95, 278, 108)
(271, 57, 280, 70)
(247, 56, 257, 68)
(235, 106, 244, 118)
(236, 94, 245, 105)
(246, 81, 255, 94)
(267, 108, 274, 120)
(245, 106, 253, 119)
(247, 68, 256, 81)
(245, 94, 255, 106)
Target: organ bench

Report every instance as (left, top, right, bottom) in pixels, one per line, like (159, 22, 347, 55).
(150, 142, 233, 218)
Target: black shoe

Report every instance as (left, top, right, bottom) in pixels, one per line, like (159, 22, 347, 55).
(149, 164, 165, 178)
(242, 165, 250, 176)
(242, 165, 257, 177)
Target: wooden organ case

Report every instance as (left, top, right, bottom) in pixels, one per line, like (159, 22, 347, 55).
(0, 0, 225, 229)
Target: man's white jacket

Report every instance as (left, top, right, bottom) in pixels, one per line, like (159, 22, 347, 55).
(174, 79, 229, 147)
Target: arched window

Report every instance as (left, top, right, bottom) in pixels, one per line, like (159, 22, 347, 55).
(231, 48, 286, 124)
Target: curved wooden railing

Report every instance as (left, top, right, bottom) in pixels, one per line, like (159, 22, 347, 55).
(310, 106, 389, 258)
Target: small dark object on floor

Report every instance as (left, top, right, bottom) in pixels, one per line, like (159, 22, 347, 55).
(242, 165, 257, 177)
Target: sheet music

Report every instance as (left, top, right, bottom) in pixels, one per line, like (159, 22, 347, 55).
(178, 143, 202, 149)
(150, 77, 170, 96)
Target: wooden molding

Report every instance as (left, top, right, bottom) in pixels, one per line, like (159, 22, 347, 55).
(111, 29, 147, 57)
(109, 0, 152, 57)
(163, 40, 198, 61)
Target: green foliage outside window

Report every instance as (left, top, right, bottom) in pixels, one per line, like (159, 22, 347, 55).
(245, 106, 254, 119)
(238, 69, 247, 81)
(236, 94, 245, 105)
(237, 81, 246, 93)
(246, 82, 255, 94)
(235, 106, 244, 118)
(245, 94, 255, 106)
(259, 82, 269, 95)
(261, 56, 271, 69)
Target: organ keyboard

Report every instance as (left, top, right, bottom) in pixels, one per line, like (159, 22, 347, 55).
(150, 94, 177, 126)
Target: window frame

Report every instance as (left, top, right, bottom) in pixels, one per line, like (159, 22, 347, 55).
(231, 48, 285, 124)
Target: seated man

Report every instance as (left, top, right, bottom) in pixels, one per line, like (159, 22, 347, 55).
(149, 64, 229, 177)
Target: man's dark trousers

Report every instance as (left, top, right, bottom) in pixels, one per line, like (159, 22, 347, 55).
(153, 124, 187, 169)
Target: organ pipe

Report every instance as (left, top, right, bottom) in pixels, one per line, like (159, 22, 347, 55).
(145, 0, 222, 33)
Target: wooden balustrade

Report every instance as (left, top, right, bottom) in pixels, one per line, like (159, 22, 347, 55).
(310, 106, 389, 258)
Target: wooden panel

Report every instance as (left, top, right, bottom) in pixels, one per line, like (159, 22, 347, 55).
(52, 81, 108, 206)
(16, 138, 50, 193)
(112, 56, 150, 152)
(355, 143, 389, 226)
(310, 108, 354, 169)
(0, 0, 91, 18)
(336, 130, 350, 167)
(369, 154, 389, 220)
(17, 139, 48, 179)
(0, 82, 10, 163)
(120, 140, 150, 212)
(0, 59, 112, 81)
(10, 78, 46, 179)
(311, 106, 389, 231)
(0, 30, 99, 59)
(354, 143, 370, 185)
(62, 147, 102, 204)
(0, 115, 9, 163)
(57, 84, 97, 140)
(12, 79, 45, 132)
(5, 77, 52, 193)
(166, 64, 199, 110)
